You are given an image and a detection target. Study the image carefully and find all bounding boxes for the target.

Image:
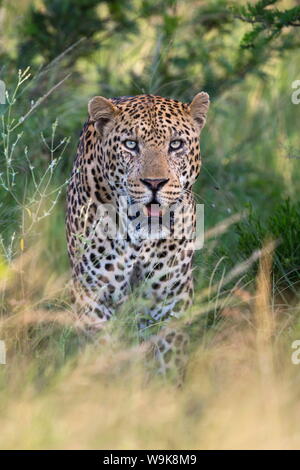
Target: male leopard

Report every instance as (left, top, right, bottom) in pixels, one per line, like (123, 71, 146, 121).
(66, 93, 209, 379)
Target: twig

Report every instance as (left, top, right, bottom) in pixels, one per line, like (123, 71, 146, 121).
(11, 73, 71, 130)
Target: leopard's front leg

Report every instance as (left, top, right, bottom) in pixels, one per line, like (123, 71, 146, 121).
(70, 237, 135, 329)
(139, 239, 194, 383)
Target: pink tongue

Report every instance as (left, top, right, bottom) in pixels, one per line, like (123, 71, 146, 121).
(147, 205, 161, 217)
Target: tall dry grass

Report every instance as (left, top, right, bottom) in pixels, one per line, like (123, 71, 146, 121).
(0, 235, 299, 450)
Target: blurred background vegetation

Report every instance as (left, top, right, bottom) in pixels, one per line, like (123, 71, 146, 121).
(0, 0, 300, 449)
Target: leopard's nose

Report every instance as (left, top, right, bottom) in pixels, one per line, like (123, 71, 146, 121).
(140, 178, 169, 191)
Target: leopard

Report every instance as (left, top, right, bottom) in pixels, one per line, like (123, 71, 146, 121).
(66, 92, 209, 381)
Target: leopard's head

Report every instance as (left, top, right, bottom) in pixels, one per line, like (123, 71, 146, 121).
(88, 93, 209, 219)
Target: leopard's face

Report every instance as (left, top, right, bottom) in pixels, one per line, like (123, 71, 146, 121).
(88, 94, 209, 216)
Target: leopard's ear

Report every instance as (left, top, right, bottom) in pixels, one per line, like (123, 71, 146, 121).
(189, 92, 210, 131)
(88, 96, 117, 135)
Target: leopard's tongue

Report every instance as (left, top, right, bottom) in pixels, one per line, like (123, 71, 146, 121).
(147, 205, 161, 217)
(143, 204, 166, 217)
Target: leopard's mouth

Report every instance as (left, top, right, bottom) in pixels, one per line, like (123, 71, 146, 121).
(142, 203, 167, 218)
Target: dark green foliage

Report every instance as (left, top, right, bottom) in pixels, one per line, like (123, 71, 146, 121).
(17, 0, 137, 67)
(124, 0, 271, 100)
(15, 0, 300, 101)
(233, 0, 300, 50)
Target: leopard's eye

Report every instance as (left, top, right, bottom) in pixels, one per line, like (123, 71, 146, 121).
(169, 139, 183, 151)
(124, 140, 138, 151)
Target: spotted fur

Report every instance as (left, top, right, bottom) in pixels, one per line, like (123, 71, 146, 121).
(66, 93, 209, 378)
